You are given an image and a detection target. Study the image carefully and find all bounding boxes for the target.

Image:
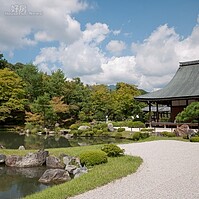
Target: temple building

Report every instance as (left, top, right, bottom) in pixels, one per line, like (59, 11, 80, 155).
(135, 60, 199, 124)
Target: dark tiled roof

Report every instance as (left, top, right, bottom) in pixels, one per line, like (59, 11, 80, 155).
(135, 60, 199, 101)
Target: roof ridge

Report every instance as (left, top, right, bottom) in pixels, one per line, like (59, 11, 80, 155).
(179, 60, 199, 66)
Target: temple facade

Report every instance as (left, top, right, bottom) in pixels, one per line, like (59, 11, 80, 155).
(135, 60, 199, 123)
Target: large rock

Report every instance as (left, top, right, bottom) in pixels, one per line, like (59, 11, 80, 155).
(0, 154, 6, 163)
(18, 145, 25, 150)
(5, 150, 49, 167)
(78, 126, 90, 131)
(46, 156, 64, 169)
(108, 123, 115, 132)
(65, 165, 77, 174)
(73, 166, 88, 178)
(174, 124, 190, 137)
(62, 155, 81, 167)
(39, 169, 71, 184)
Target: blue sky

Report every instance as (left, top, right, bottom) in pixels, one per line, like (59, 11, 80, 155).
(1, 0, 199, 91)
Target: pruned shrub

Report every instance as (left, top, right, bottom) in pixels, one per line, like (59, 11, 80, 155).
(140, 128, 154, 132)
(190, 137, 199, 142)
(131, 132, 141, 141)
(101, 144, 124, 157)
(117, 127, 125, 132)
(131, 121, 145, 128)
(79, 150, 108, 166)
(160, 131, 175, 137)
(140, 132, 150, 139)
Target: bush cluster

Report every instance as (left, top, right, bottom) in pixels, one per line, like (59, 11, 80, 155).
(79, 150, 108, 166)
(130, 121, 145, 128)
(101, 144, 124, 157)
(190, 137, 199, 142)
(160, 131, 176, 137)
(131, 132, 141, 141)
(131, 132, 150, 141)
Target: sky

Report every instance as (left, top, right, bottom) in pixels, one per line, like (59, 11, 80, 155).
(1, 0, 199, 91)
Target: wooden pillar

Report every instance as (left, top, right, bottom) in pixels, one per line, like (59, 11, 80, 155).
(156, 102, 159, 122)
(148, 102, 152, 127)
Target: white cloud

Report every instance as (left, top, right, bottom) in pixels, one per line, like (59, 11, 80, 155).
(34, 41, 105, 77)
(132, 24, 180, 77)
(80, 56, 139, 85)
(0, 0, 87, 50)
(83, 23, 110, 45)
(106, 40, 126, 55)
(112, 30, 121, 35)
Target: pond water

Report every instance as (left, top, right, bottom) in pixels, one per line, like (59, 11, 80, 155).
(0, 129, 124, 150)
(0, 165, 49, 199)
(0, 128, 125, 198)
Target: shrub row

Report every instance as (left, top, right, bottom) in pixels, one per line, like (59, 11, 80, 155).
(131, 132, 150, 141)
(160, 131, 176, 137)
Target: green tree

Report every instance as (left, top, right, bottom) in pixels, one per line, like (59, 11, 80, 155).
(111, 82, 141, 120)
(30, 93, 54, 127)
(16, 64, 44, 102)
(90, 84, 112, 121)
(50, 96, 69, 124)
(176, 102, 199, 128)
(64, 78, 91, 120)
(0, 68, 26, 122)
(43, 69, 66, 97)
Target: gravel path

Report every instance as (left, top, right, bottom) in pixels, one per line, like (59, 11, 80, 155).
(70, 140, 199, 199)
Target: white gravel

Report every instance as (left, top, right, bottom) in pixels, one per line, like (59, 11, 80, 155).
(70, 140, 199, 199)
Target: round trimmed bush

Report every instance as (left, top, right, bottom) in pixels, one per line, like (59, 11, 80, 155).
(190, 137, 199, 142)
(140, 132, 150, 139)
(117, 127, 125, 132)
(131, 121, 145, 128)
(160, 131, 175, 137)
(79, 150, 108, 166)
(131, 132, 141, 141)
(101, 144, 124, 157)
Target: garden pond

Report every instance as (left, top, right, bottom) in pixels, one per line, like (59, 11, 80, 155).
(0, 128, 126, 198)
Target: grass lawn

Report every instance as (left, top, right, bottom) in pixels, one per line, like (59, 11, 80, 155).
(0, 145, 142, 199)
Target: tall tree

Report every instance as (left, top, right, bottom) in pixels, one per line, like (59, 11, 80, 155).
(111, 82, 141, 120)
(0, 68, 26, 122)
(90, 84, 112, 121)
(44, 69, 66, 97)
(16, 64, 44, 102)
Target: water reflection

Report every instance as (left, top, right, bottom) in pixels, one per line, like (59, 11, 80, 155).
(0, 130, 124, 150)
(0, 165, 49, 199)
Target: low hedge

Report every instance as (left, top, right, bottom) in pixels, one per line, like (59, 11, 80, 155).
(160, 131, 176, 137)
